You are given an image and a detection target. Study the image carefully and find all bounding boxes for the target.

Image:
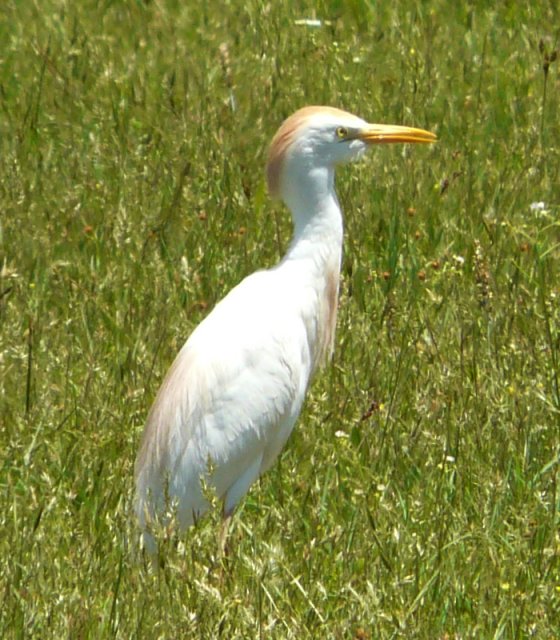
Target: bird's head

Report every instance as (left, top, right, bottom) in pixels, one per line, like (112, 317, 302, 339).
(266, 106, 436, 200)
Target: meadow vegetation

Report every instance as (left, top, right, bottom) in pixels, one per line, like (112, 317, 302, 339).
(1, 1, 559, 637)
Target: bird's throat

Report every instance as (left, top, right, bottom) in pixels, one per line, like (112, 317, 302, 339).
(284, 184, 343, 372)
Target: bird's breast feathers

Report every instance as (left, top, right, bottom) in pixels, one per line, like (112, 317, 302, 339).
(136, 270, 315, 488)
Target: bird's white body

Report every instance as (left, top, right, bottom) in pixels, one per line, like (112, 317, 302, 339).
(134, 107, 435, 552)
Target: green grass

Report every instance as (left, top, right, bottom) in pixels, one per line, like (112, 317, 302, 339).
(1, 1, 559, 637)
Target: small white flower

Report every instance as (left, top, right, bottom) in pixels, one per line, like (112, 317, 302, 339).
(530, 201, 546, 211)
(294, 19, 323, 27)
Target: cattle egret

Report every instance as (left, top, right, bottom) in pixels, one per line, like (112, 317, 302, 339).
(135, 106, 436, 554)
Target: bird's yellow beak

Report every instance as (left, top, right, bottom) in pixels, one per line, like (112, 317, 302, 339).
(356, 124, 437, 145)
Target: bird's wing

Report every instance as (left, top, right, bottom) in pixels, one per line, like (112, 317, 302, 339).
(135, 270, 312, 529)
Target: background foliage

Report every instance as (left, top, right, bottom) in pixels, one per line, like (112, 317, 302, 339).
(1, 1, 559, 637)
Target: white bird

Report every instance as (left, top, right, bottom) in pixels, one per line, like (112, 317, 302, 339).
(135, 106, 436, 554)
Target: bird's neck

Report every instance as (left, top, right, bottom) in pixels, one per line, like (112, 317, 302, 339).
(281, 165, 343, 371)
(284, 166, 343, 260)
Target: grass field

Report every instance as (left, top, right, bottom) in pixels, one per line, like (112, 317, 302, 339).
(1, 1, 559, 637)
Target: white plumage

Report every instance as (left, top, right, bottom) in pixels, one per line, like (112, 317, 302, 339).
(135, 106, 436, 553)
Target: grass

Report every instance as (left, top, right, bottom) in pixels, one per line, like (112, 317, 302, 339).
(1, 0, 559, 637)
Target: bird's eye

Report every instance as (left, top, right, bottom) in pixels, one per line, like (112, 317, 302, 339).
(336, 126, 348, 140)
